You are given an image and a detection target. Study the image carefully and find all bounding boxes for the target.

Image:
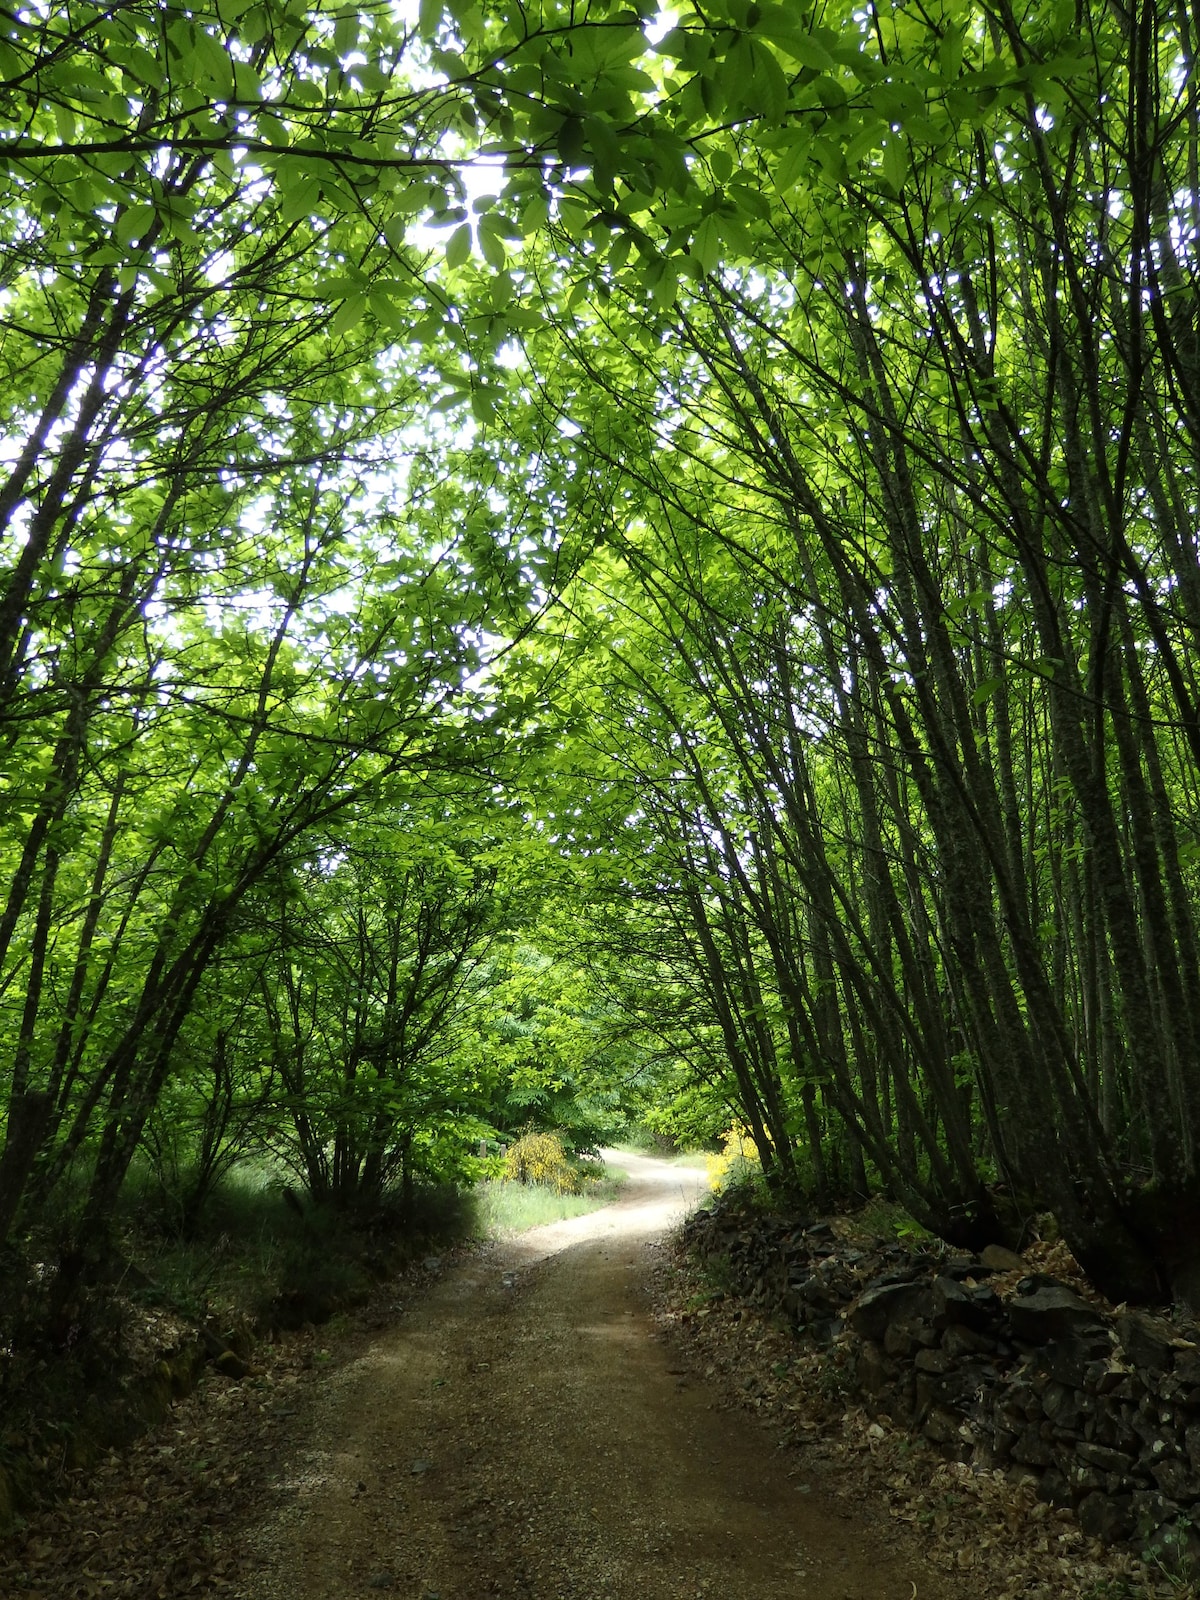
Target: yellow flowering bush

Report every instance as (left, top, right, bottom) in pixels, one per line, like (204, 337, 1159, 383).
(502, 1130, 580, 1194)
(706, 1125, 762, 1192)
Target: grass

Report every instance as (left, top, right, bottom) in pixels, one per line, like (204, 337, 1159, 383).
(472, 1165, 629, 1236)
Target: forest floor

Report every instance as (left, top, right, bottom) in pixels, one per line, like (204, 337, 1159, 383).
(0, 1152, 1168, 1600)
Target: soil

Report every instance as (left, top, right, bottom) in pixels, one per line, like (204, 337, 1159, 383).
(239, 1152, 948, 1600)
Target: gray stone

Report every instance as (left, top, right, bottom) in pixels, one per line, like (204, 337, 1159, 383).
(1037, 1467, 1072, 1507)
(1076, 1441, 1136, 1474)
(968, 1282, 1002, 1315)
(914, 1347, 954, 1374)
(992, 1423, 1019, 1457)
(1078, 1490, 1133, 1544)
(848, 1281, 932, 1341)
(1008, 1285, 1106, 1345)
(1083, 1358, 1125, 1395)
(979, 1243, 1027, 1272)
(1067, 1459, 1105, 1496)
(922, 1406, 965, 1449)
(884, 1317, 938, 1358)
(1115, 1310, 1177, 1372)
(1132, 1488, 1173, 1533)
(1043, 1330, 1113, 1388)
(932, 1275, 997, 1333)
(855, 1340, 895, 1396)
(1152, 1456, 1200, 1502)
(1042, 1381, 1080, 1425)
(1011, 1427, 1054, 1467)
(941, 1323, 997, 1359)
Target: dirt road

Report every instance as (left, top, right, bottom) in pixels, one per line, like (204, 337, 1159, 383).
(241, 1152, 947, 1600)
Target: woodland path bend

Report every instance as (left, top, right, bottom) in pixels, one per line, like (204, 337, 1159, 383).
(241, 1152, 947, 1600)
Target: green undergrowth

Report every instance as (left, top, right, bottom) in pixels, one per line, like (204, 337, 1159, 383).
(0, 1162, 478, 1530)
(119, 1164, 474, 1327)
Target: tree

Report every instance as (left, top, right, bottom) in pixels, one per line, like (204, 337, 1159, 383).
(468, 0, 1200, 1301)
(0, 0, 677, 1246)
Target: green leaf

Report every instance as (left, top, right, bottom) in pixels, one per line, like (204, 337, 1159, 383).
(330, 295, 365, 335)
(773, 134, 811, 194)
(690, 213, 721, 275)
(557, 116, 588, 169)
(649, 260, 678, 309)
(761, 26, 836, 72)
(470, 387, 498, 423)
(520, 190, 550, 235)
(233, 60, 262, 100)
(446, 223, 473, 269)
(334, 12, 358, 55)
(116, 203, 155, 248)
(418, 0, 442, 40)
(585, 115, 621, 187)
(971, 677, 1004, 706)
(478, 217, 507, 270)
(751, 42, 790, 122)
(369, 287, 408, 331)
(882, 139, 909, 193)
(708, 148, 734, 183)
(53, 102, 76, 144)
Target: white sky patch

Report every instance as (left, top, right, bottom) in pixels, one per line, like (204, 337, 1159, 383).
(645, 8, 678, 44)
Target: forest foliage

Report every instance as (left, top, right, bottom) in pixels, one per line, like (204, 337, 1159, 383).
(0, 0, 1198, 1308)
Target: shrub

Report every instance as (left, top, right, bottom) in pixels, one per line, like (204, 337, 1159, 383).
(706, 1126, 762, 1193)
(502, 1130, 579, 1194)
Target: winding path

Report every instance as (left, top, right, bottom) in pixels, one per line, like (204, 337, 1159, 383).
(242, 1152, 946, 1600)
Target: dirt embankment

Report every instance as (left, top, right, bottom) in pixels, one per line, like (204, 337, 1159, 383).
(238, 1152, 948, 1600)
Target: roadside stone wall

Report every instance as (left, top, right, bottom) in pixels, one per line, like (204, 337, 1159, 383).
(682, 1203, 1200, 1572)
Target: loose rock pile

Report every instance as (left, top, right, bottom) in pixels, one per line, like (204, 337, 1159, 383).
(682, 1201, 1200, 1573)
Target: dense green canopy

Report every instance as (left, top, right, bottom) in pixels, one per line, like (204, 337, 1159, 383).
(0, 0, 1197, 1304)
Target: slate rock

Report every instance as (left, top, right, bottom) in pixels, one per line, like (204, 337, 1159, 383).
(1037, 1467, 1072, 1507)
(848, 1281, 933, 1341)
(1067, 1459, 1105, 1496)
(914, 1347, 954, 1375)
(941, 1324, 998, 1359)
(855, 1340, 895, 1396)
(1116, 1310, 1177, 1372)
(884, 1317, 937, 1358)
(932, 1275, 998, 1333)
(936, 1255, 981, 1282)
(785, 1277, 835, 1324)
(1011, 1427, 1055, 1467)
(921, 1406, 966, 1449)
(1078, 1490, 1134, 1544)
(1083, 1358, 1125, 1396)
(1008, 1284, 1106, 1344)
(1041, 1382, 1084, 1433)
(979, 1243, 1027, 1273)
(1044, 1330, 1113, 1388)
(1076, 1441, 1136, 1474)
(1152, 1456, 1200, 1503)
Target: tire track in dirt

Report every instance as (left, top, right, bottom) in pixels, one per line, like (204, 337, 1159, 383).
(240, 1153, 951, 1600)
